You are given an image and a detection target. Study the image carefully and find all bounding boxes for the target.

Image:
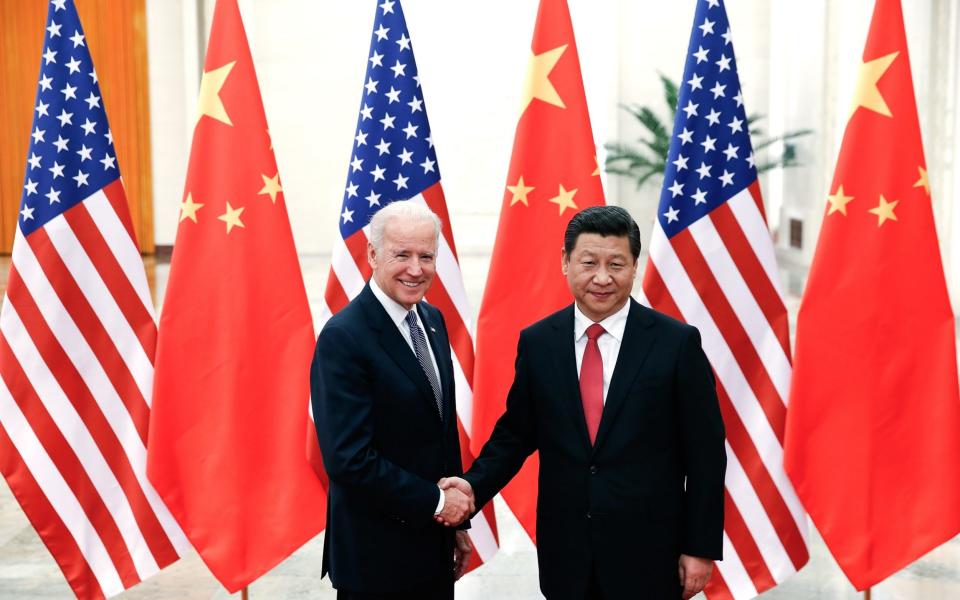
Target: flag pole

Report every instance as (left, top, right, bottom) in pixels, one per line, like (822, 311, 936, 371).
(864, 588, 871, 600)
(241, 587, 248, 600)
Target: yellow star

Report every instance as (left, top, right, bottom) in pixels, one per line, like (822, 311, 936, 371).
(258, 172, 283, 204)
(197, 61, 236, 126)
(180, 193, 204, 223)
(507, 176, 534, 207)
(521, 44, 567, 114)
(218, 202, 246, 233)
(913, 166, 929, 196)
(868, 194, 899, 226)
(849, 51, 898, 119)
(548, 184, 578, 216)
(827, 185, 854, 216)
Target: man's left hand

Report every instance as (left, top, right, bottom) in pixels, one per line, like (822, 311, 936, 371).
(678, 554, 713, 599)
(453, 530, 473, 580)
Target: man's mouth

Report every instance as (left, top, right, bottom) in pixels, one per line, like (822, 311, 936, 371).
(400, 280, 421, 288)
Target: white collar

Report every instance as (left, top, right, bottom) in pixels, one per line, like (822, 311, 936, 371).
(370, 278, 416, 328)
(573, 299, 630, 343)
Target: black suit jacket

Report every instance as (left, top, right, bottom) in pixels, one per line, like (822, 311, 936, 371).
(311, 283, 464, 593)
(465, 299, 726, 599)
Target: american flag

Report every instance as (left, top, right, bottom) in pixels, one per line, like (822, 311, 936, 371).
(640, 1, 809, 597)
(315, 0, 498, 565)
(0, 1, 189, 598)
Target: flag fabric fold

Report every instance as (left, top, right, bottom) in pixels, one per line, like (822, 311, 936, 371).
(0, 0, 189, 597)
(146, 0, 326, 591)
(784, 0, 960, 590)
(641, 1, 810, 598)
(471, 0, 605, 543)
(309, 0, 498, 569)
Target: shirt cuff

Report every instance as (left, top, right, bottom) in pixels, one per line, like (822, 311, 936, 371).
(434, 486, 445, 515)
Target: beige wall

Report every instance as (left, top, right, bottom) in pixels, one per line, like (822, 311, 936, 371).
(145, 0, 960, 308)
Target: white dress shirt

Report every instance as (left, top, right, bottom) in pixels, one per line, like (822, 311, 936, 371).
(573, 300, 630, 404)
(369, 279, 446, 514)
(369, 279, 443, 395)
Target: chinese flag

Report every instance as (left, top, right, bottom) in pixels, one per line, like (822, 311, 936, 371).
(471, 0, 604, 541)
(784, 0, 960, 590)
(146, 0, 326, 591)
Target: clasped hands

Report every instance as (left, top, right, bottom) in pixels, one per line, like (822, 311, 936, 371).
(435, 476, 474, 527)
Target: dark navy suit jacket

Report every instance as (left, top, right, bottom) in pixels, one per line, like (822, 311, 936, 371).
(311, 283, 464, 593)
(465, 299, 726, 599)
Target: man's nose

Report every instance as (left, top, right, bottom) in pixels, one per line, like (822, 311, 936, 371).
(407, 259, 423, 276)
(593, 268, 612, 285)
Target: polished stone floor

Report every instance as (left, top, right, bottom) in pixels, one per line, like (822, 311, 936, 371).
(1, 252, 959, 599)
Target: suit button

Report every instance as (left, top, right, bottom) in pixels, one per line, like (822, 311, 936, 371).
(586, 511, 592, 519)
(589, 465, 598, 475)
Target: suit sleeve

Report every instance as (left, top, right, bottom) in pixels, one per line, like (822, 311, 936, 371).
(463, 333, 538, 510)
(311, 323, 440, 521)
(677, 326, 727, 559)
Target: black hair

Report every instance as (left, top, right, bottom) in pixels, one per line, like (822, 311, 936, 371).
(563, 206, 641, 260)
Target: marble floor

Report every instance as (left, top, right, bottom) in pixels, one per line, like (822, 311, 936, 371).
(1, 252, 959, 599)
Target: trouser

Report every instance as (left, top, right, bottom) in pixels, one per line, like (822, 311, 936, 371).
(336, 576, 454, 600)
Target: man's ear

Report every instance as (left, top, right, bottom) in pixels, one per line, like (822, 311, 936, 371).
(561, 248, 569, 276)
(367, 242, 377, 269)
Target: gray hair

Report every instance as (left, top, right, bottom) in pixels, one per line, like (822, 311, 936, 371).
(368, 201, 442, 251)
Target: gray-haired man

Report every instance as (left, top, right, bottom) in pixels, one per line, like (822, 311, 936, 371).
(311, 201, 473, 600)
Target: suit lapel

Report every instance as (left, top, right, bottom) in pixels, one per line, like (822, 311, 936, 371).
(549, 306, 593, 449)
(358, 285, 438, 415)
(419, 304, 453, 423)
(592, 299, 657, 453)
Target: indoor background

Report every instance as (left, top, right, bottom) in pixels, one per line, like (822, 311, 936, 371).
(1, 0, 959, 598)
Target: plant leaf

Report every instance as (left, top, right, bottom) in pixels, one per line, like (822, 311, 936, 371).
(660, 73, 679, 113)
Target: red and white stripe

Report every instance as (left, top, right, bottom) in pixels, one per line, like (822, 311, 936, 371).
(641, 183, 808, 599)
(0, 180, 190, 599)
(312, 182, 499, 565)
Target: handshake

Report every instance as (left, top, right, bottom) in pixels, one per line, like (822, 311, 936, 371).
(435, 476, 475, 527)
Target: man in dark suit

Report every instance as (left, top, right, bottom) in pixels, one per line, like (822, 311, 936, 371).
(312, 201, 473, 600)
(441, 206, 726, 599)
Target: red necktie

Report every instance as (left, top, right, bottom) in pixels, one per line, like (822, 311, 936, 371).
(580, 323, 605, 445)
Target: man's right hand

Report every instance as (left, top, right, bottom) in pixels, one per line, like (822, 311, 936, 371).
(436, 477, 475, 526)
(437, 485, 473, 526)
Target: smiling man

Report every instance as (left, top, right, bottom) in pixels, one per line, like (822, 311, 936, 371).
(311, 201, 473, 600)
(443, 206, 726, 599)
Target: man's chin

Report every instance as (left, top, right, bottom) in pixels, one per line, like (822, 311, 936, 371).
(581, 298, 624, 320)
(398, 290, 426, 306)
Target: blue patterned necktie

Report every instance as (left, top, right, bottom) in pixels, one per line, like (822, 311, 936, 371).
(405, 310, 443, 419)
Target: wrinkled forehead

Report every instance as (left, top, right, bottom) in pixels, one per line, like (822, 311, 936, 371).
(382, 218, 439, 250)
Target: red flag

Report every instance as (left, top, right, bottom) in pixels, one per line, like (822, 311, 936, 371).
(146, 0, 326, 591)
(471, 0, 605, 542)
(784, 0, 960, 589)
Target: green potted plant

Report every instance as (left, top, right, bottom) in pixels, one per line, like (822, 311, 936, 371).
(606, 74, 813, 189)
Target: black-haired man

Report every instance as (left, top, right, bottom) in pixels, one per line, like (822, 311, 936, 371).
(443, 206, 726, 599)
